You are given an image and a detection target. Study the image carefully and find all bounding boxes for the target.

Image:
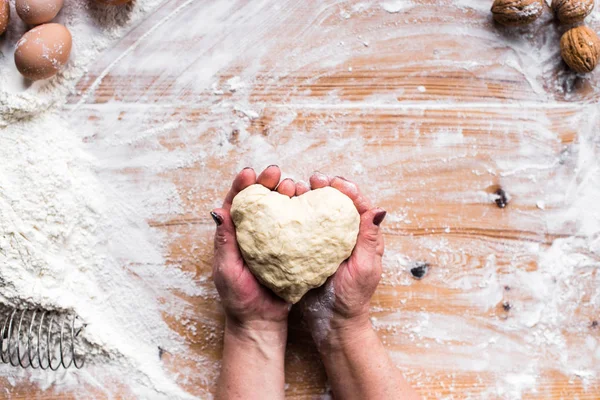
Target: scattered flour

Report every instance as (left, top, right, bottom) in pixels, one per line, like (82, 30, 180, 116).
(381, 1, 413, 14)
(0, 113, 201, 398)
(0, 0, 205, 398)
(380, 109, 600, 396)
(0, 0, 163, 124)
(1, 0, 599, 398)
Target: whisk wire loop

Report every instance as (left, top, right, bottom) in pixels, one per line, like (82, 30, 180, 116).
(0, 307, 85, 370)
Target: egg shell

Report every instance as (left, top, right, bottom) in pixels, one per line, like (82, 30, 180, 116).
(16, 0, 64, 25)
(0, 0, 9, 36)
(14, 23, 72, 81)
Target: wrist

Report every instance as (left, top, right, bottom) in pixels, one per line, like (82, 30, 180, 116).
(218, 317, 288, 400)
(225, 316, 288, 349)
(314, 312, 375, 353)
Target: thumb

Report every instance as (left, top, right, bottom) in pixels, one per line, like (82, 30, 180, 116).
(211, 208, 243, 270)
(353, 208, 386, 258)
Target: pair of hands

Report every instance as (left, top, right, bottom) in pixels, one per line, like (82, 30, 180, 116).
(211, 165, 386, 348)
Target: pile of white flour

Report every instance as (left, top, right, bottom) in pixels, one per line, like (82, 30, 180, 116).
(0, 0, 202, 398)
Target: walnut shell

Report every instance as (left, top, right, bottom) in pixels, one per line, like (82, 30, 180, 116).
(491, 0, 545, 26)
(560, 26, 600, 73)
(552, 0, 595, 24)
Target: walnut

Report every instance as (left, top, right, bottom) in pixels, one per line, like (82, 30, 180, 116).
(552, 0, 595, 24)
(491, 0, 545, 26)
(560, 26, 600, 73)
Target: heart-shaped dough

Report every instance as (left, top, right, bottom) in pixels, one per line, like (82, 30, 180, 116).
(231, 184, 360, 303)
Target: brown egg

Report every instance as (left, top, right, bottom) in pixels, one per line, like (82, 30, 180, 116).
(14, 23, 72, 81)
(0, 0, 9, 36)
(16, 0, 64, 25)
(94, 0, 132, 5)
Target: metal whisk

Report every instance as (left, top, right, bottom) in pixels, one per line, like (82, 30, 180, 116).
(0, 308, 86, 370)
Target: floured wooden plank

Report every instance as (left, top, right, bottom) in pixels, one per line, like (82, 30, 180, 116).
(64, 101, 598, 397)
(68, 0, 600, 106)
(44, 0, 600, 398)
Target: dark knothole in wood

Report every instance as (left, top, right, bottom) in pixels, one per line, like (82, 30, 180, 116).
(494, 188, 508, 208)
(229, 129, 240, 144)
(410, 262, 429, 280)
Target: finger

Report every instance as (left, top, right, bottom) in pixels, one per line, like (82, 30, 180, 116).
(352, 208, 386, 261)
(211, 208, 244, 275)
(309, 172, 330, 190)
(376, 234, 385, 257)
(223, 167, 257, 209)
(277, 178, 296, 197)
(257, 165, 281, 190)
(295, 181, 310, 196)
(330, 176, 372, 215)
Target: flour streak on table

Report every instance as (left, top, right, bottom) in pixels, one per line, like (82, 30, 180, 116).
(26, 0, 599, 398)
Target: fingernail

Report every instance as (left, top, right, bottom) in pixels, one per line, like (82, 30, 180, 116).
(210, 211, 223, 226)
(267, 164, 279, 169)
(242, 167, 253, 171)
(373, 210, 387, 226)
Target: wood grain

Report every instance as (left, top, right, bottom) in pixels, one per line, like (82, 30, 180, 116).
(6, 0, 600, 398)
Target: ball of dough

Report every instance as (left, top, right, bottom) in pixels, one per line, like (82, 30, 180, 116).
(231, 184, 360, 304)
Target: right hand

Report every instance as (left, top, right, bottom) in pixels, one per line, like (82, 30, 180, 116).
(299, 173, 386, 349)
(211, 166, 309, 334)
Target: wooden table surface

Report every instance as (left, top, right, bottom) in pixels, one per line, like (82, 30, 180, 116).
(10, 0, 600, 398)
